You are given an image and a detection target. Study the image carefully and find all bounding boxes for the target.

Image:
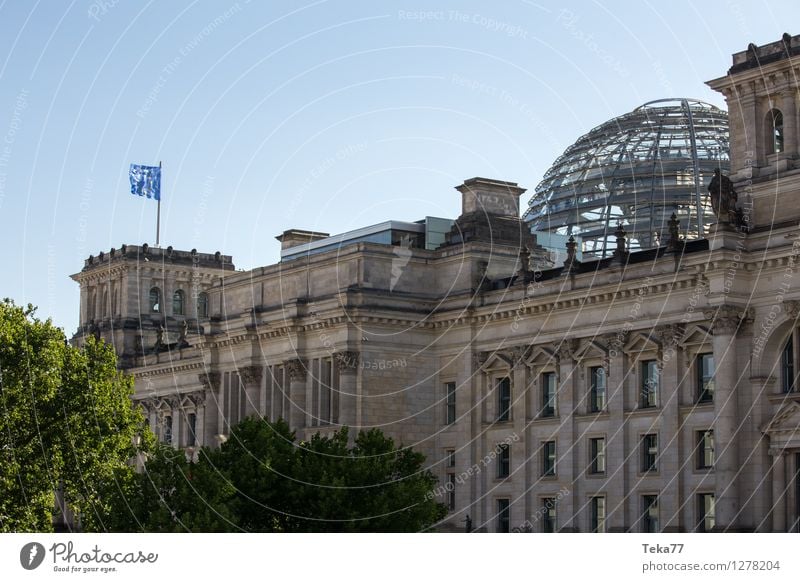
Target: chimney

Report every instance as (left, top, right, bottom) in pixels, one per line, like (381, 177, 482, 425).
(275, 229, 330, 251)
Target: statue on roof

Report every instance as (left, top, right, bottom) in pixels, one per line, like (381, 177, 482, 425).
(708, 168, 738, 224)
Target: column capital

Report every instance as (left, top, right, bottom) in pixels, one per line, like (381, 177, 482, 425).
(239, 365, 263, 386)
(505, 345, 528, 368)
(187, 390, 206, 407)
(472, 351, 489, 371)
(335, 351, 359, 372)
(783, 300, 800, 321)
(198, 371, 221, 391)
(285, 358, 308, 381)
(553, 340, 576, 363)
(655, 323, 685, 348)
(704, 305, 750, 335)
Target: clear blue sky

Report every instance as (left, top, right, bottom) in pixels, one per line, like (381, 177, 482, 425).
(0, 0, 794, 334)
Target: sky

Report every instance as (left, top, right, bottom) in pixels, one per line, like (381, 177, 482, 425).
(0, 0, 795, 335)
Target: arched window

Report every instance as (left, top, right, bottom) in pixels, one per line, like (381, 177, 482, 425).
(767, 109, 784, 154)
(172, 289, 184, 315)
(782, 334, 795, 393)
(196, 292, 209, 318)
(102, 289, 109, 318)
(149, 287, 161, 313)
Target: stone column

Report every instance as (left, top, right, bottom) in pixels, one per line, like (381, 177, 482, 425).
(198, 372, 221, 443)
(190, 392, 206, 448)
(782, 89, 797, 157)
(705, 306, 743, 531)
(554, 341, 577, 531)
(286, 359, 308, 431)
(657, 324, 684, 532)
(603, 335, 626, 532)
(335, 351, 359, 431)
(509, 347, 528, 528)
(240, 365, 263, 418)
(771, 449, 787, 532)
(471, 352, 488, 530)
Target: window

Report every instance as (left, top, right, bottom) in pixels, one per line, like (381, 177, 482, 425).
(696, 353, 714, 403)
(642, 434, 658, 472)
(498, 444, 510, 478)
(590, 496, 606, 532)
(640, 360, 659, 408)
(196, 291, 209, 318)
(642, 495, 659, 533)
(163, 415, 172, 445)
(172, 289, 184, 315)
(542, 441, 556, 476)
(497, 377, 511, 421)
(187, 413, 197, 447)
(149, 287, 161, 313)
(541, 497, 557, 533)
(497, 499, 510, 533)
(447, 473, 456, 511)
(590, 366, 606, 412)
(590, 437, 606, 474)
(541, 372, 556, 417)
(697, 430, 714, 469)
(446, 449, 456, 468)
(767, 108, 784, 154)
(782, 335, 795, 393)
(697, 493, 715, 532)
(445, 382, 456, 424)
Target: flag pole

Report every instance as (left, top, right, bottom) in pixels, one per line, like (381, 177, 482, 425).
(156, 161, 161, 247)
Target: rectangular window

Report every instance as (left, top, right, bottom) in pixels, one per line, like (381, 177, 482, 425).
(642, 495, 659, 533)
(696, 430, 714, 469)
(641, 360, 659, 408)
(697, 493, 715, 532)
(445, 382, 456, 424)
(590, 496, 606, 533)
(498, 444, 510, 478)
(447, 473, 456, 511)
(497, 499, 510, 533)
(697, 353, 715, 403)
(541, 497, 557, 533)
(497, 377, 511, 422)
(782, 337, 795, 393)
(446, 449, 456, 468)
(642, 434, 658, 472)
(188, 412, 197, 447)
(590, 366, 606, 412)
(163, 416, 172, 445)
(541, 372, 556, 417)
(590, 437, 606, 474)
(542, 441, 556, 476)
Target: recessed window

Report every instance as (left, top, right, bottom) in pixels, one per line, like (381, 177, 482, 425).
(447, 474, 456, 511)
(445, 382, 456, 425)
(497, 499, 510, 533)
(590, 496, 606, 532)
(541, 497, 557, 533)
(642, 495, 659, 533)
(696, 430, 714, 469)
(498, 444, 510, 478)
(172, 289, 185, 315)
(642, 434, 658, 472)
(767, 108, 784, 154)
(196, 291, 209, 318)
(590, 437, 606, 474)
(542, 441, 556, 476)
(497, 377, 511, 422)
(149, 287, 161, 313)
(590, 366, 606, 412)
(163, 415, 172, 445)
(782, 335, 795, 393)
(696, 353, 714, 403)
(697, 493, 715, 532)
(640, 360, 659, 408)
(187, 412, 197, 447)
(541, 372, 556, 417)
(446, 449, 456, 468)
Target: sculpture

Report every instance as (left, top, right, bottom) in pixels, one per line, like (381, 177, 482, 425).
(708, 168, 738, 224)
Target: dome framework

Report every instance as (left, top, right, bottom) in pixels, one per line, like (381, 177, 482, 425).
(524, 98, 730, 257)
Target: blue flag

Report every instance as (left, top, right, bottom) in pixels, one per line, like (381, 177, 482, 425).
(129, 164, 161, 200)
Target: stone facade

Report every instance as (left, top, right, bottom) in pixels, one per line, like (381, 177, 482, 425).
(72, 35, 800, 532)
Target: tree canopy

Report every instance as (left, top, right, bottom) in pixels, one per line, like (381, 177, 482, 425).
(112, 417, 446, 532)
(0, 299, 151, 532)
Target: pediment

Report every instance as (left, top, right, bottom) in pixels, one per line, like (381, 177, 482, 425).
(479, 350, 514, 371)
(624, 331, 660, 354)
(525, 345, 557, 367)
(573, 338, 607, 361)
(762, 401, 800, 436)
(678, 324, 712, 347)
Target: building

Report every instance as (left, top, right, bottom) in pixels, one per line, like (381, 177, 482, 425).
(72, 34, 800, 532)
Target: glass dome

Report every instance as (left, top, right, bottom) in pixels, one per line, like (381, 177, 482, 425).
(523, 98, 729, 257)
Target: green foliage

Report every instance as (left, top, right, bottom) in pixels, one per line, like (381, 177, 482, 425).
(114, 416, 446, 532)
(0, 299, 152, 532)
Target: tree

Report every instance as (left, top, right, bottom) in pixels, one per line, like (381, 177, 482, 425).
(0, 300, 151, 532)
(114, 417, 446, 532)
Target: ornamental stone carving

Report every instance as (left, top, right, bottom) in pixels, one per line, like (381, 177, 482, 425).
(239, 365, 263, 386)
(553, 340, 576, 363)
(198, 371, 221, 391)
(187, 391, 206, 407)
(506, 346, 528, 368)
(472, 351, 489, 371)
(783, 300, 800, 321)
(285, 358, 308, 382)
(656, 324, 685, 348)
(335, 351, 359, 372)
(704, 305, 746, 335)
